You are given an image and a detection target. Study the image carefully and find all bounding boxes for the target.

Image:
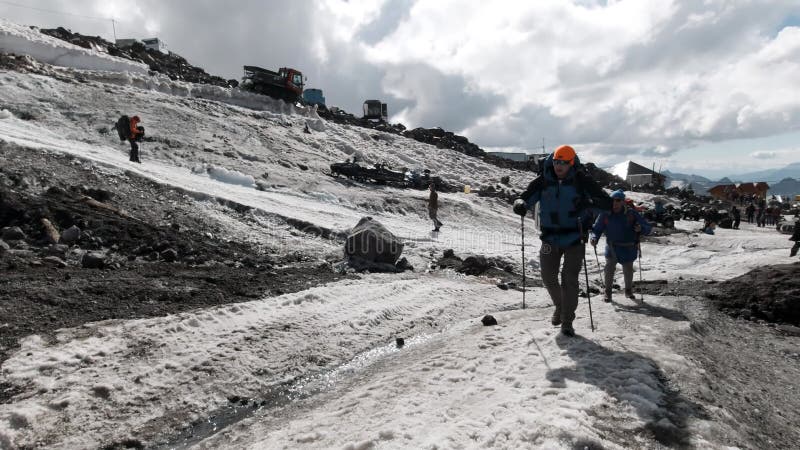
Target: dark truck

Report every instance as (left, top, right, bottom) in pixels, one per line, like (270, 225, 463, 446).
(240, 66, 304, 103)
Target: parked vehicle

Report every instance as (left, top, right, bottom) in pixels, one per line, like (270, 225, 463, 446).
(363, 100, 387, 122)
(240, 65, 304, 102)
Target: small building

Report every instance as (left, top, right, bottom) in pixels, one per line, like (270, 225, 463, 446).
(486, 152, 530, 162)
(610, 160, 666, 187)
(709, 182, 769, 201)
(303, 88, 325, 106)
(141, 38, 167, 53)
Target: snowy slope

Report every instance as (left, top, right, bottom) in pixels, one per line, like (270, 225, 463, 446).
(0, 19, 797, 449)
(0, 19, 148, 74)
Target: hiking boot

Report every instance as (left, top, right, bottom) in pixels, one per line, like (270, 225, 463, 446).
(625, 289, 636, 300)
(551, 309, 562, 326)
(561, 323, 575, 337)
(604, 290, 612, 303)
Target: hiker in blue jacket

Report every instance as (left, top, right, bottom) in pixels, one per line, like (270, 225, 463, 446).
(590, 190, 652, 302)
(513, 145, 612, 336)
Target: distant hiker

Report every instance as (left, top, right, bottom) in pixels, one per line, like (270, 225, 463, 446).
(115, 115, 145, 163)
(428, 183, 443, 232)
(745, 203, 755, 223)
(590, 190, 652, 302)
(756, 199, 766, 227)
(790, 219, 800, 257)
(513, 145, 612, 336)
(731, 206, 741, 229)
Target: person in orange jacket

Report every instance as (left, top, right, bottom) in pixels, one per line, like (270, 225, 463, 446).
(128, 115, 143, 163)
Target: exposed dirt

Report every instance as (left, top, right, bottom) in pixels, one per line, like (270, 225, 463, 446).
(0, 143, 349, 392)
(703, 262, 800, 325)
(655, 298, 800, 450)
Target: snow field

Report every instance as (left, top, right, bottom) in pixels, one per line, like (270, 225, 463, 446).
(0, 275, 522, 448)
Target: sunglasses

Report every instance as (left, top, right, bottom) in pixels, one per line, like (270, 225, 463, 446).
(553, 159, 571, 166)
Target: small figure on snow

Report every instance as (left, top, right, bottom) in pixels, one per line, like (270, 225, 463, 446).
(790, 219, 800, 257)
(590, 190, 652, 302)
(428, 182, 443, 232)
(513, 145, 612, 336)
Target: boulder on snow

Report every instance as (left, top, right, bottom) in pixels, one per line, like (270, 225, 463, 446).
(458, 255, 489, 275)
(1, 226, 26, 241)
(481, 315, 498, 326)
(60, 225, 81, 244)
(344, 217, 403, 265)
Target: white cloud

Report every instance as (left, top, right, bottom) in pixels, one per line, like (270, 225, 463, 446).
(751, 150, 777, 159)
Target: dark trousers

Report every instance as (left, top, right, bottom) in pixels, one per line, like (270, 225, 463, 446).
(791, 242, 800, 257)
(129, 139, 140, 163)
(540, 242, 583, 325)
(428, 208, 442, 230)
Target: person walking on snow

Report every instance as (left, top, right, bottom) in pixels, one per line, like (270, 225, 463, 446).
(128, 115, 144, 163)
(513, 145, 612, 337)
(731, 206, 741, 229)
(428, 182, 443, 232)
(589, 190, 652, 302)
(790, 218, 800, 257)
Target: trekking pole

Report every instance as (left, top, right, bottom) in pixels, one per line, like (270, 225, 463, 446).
(521, 215, 526, 310)
(593, 245, 602, 269)
(578, 220, 595, 332)
(637, 234, 645, 303)
(593, 243, 606, 293)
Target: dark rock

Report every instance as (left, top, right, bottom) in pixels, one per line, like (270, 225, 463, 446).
(496, 283, 509, 290)
(395, 257, 413, 272)
(1, 226, 26, 241)
(345, 217, 403, 265)
(81, 252, 105, 269)
(90, 385, 111, 399)
(443, 249, 455, 259)
(396, 337, 405, 347)
(160, 248, 178, 262)
(481, 315, 498, 326)
(297, 163, 309, 171)
(85, 188, 113, 202)
(458, 256, 489, 276)
(60, 225, 81, 244)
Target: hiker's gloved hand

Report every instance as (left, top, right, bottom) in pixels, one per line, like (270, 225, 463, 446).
(590, 238, 597, 247)
(633, 223, 642, 233)
(513, 199, 527, 217)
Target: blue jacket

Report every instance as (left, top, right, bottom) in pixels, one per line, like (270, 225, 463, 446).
(590, 207, 652, 263)
(518, 155, 612, 248)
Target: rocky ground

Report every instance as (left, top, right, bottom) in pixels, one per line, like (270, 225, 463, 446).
(0, 143, 349, 387)
(703, 261, 800, 326)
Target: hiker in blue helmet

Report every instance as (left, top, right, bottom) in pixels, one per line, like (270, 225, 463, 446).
(590, 189, 652, 302)
(513, 145, 612, 336)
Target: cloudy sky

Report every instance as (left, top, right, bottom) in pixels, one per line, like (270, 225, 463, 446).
(2, 0, 799, 179)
